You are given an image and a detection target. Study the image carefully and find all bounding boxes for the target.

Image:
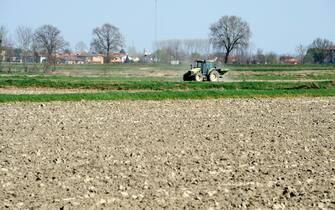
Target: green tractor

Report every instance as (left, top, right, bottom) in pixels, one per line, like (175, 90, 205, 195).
(183, 60, 228, 82)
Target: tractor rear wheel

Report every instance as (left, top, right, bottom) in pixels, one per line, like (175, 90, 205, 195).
(194, 73, 203, 82)
(208, 70, 220, 82)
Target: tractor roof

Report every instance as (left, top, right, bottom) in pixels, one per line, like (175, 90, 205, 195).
(195, 60, 215, 63)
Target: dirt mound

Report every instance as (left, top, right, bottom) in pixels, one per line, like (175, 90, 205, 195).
(0, 98, 334, 209)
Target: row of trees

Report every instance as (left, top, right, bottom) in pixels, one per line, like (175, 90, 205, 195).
(1, 16, 334, 69)
(153, 15, 334, 64)
(0, 23, 125, 71)
(304, 38, 334, 64)
(152, 16, 251, 64)
(153, 39, 211, 63)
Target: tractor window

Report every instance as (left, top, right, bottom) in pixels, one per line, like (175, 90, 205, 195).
(196, 62, 202, 68)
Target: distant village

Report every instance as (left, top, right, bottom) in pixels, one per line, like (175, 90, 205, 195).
(0, 50, 142, 65)
(0, 22, 334, 66)
(1, 46, 335, 66)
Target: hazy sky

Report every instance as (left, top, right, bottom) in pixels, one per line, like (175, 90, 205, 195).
(1, 0, 334, 54)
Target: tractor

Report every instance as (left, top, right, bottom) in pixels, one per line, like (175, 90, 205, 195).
(183, 60, 228, 82)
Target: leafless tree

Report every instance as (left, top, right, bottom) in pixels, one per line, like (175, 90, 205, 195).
(15, 26, 34, 71)
(307, 38, 334, 64)
(154, 39, 212, 63)
(296, 44, 306, 64)
(310, 38, 333, 49)
(255, 49, 265, 64)
(34, 25, 68, 72)
(0, 29, 15, 72)
(91, 23, 124, 63)
(0, 26, 14, 71)
(154, 39, 191, 63)
(265, 52, 279, 64)
(0, 26, 7, 64)
(75, 41, 88, 53)
(127, 45, 140, 57)
(182, 39, 210, 55)
(210, 15, 251, 64)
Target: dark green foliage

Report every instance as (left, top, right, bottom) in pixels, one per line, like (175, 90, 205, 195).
(0, 75, 334, 91)
(0, 88, 334, 103)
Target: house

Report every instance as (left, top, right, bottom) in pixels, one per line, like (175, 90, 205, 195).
(86, 54, 104, 64)
(279, 56, 298, 64)
(56, 52, 104, 64)
(325, 46, 335, 64)
(65, 55, 86, 64)
(227, 55, 238, 64)
(170, 60, 180, 65)
(110, 53, 127, 63)
(40, 56, 47, 63)
(0, 50, 6, 61)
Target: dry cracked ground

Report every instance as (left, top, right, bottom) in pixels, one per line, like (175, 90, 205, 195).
(0, 98, 334, 209)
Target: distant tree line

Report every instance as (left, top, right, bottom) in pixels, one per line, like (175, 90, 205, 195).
(0, 23, 125, 72)
(152, 15, 334, 65)
(303, 38, 334, 64)
(0, 16, 334, 72)
(153, 39, 211, 64)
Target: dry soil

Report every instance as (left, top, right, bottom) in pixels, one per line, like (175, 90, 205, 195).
(0, 98, 334, 209)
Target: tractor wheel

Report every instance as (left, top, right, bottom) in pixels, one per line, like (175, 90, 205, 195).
(194, 73, 203, 82)
(183, 71, 192, 81)
(208, 70, 220, 82)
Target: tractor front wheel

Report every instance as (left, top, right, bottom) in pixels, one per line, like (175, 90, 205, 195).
(194, 73, 203, 82)
(208, 70, 220, 82)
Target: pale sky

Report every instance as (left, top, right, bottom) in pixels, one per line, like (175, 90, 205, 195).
(1, 0, 334, 54)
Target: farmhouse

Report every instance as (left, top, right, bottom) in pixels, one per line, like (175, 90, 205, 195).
(86, 54, 104, 64)
(56, 53, 104, 64)
(279, 56, 298, 64)
(110, 53, 127, 63)
(325, 46, 335, 63)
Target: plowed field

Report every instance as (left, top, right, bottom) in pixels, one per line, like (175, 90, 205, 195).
(1, 98, 334, 209)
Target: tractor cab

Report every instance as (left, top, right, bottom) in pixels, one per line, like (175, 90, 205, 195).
(195, 60, 214, 75)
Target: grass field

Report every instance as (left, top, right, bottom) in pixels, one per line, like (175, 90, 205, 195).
(0, 63, 334, 102)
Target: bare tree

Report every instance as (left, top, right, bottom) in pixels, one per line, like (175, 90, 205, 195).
(210, 16, 251, 64)
(296, 44, 306, 64)
(15, 26, 34, 71)
(0, 26, 14, 71)
(127, 45, 139, 57)
(182, 39, 211, 57)
(154, 39, 212, 63)
(306, 38, 334, 64)
(310, 38, 333, 49)
(91, 23, 124, 63)
(255, 49, 265, 64)
(0, 26, 7, 64)
(75, 41, 88, 53)
(265, 52, 279, 64)
(34, 25, 68, 72)
(235, 45, 254, 64)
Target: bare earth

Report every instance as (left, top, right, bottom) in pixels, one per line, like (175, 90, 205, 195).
(0, 98, 334, 209)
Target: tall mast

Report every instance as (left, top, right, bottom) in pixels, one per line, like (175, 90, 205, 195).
(154, 0, 158, 46)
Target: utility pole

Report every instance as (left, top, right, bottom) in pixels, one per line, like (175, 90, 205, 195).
(152, 0, 158, 63)
(154, 0, 158, 47)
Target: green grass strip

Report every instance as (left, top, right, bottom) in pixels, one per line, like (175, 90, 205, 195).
(0, 88, 334, 103)
(0, 76, 334, 91)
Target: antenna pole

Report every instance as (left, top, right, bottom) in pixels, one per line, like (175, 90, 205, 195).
(155, 0, 158, 46)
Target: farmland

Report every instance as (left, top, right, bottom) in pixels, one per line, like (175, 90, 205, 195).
(0, 64, 334, 102)
(1, 97, 334, 209)
(0, 64, 335, 209)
